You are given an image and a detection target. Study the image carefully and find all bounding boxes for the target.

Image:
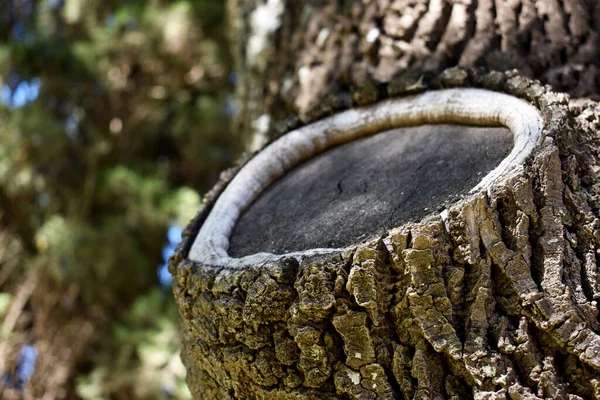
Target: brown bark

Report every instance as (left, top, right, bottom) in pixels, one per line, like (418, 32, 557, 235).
(172, 69, 600, 399)
(171, 1, 600, 398)
(228, 0, 600, 148)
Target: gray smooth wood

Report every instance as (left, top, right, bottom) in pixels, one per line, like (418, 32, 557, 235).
(229, 124, 513, 256)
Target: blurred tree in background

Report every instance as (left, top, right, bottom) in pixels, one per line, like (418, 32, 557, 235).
(0, 0, 239, 398)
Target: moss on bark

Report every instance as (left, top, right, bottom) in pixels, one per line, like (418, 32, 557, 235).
(171, 69, 600, 398)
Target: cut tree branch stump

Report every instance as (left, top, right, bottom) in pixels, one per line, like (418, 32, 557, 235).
(170, 69, 600, 399)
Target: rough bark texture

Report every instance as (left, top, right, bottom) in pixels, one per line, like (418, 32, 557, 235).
(171, 0, 600, 398)
(171, 69, 600, 399)
(227, 0, 600, 149)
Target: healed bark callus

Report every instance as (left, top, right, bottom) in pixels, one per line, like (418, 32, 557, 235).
(170, 69, 600, 399)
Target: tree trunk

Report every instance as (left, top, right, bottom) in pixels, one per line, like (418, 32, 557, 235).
(170, 1, 600, 398)
(227, 0, 600, 149)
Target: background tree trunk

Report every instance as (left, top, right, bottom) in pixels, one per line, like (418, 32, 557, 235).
(228, 0, 600, 149)
(171, 1, 600, 398)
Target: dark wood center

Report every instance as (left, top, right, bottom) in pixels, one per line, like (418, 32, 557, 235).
(229, 124, 513, 257)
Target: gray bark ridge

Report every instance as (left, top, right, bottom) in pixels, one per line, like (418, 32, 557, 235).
(228, 0, 600, 150)
(170, 69, 600, 399)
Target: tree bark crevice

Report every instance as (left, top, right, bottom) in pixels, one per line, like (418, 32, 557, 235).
(171, 67, 600, 398)
(172, 0, 600, 397)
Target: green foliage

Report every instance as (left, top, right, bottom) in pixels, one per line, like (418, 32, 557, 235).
(0, 293, 11, 318)
(0, 0, 234, 396)
(76, 289, 191, 400)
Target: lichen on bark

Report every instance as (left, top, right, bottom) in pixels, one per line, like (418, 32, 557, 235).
(170, 68, 600, 399)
